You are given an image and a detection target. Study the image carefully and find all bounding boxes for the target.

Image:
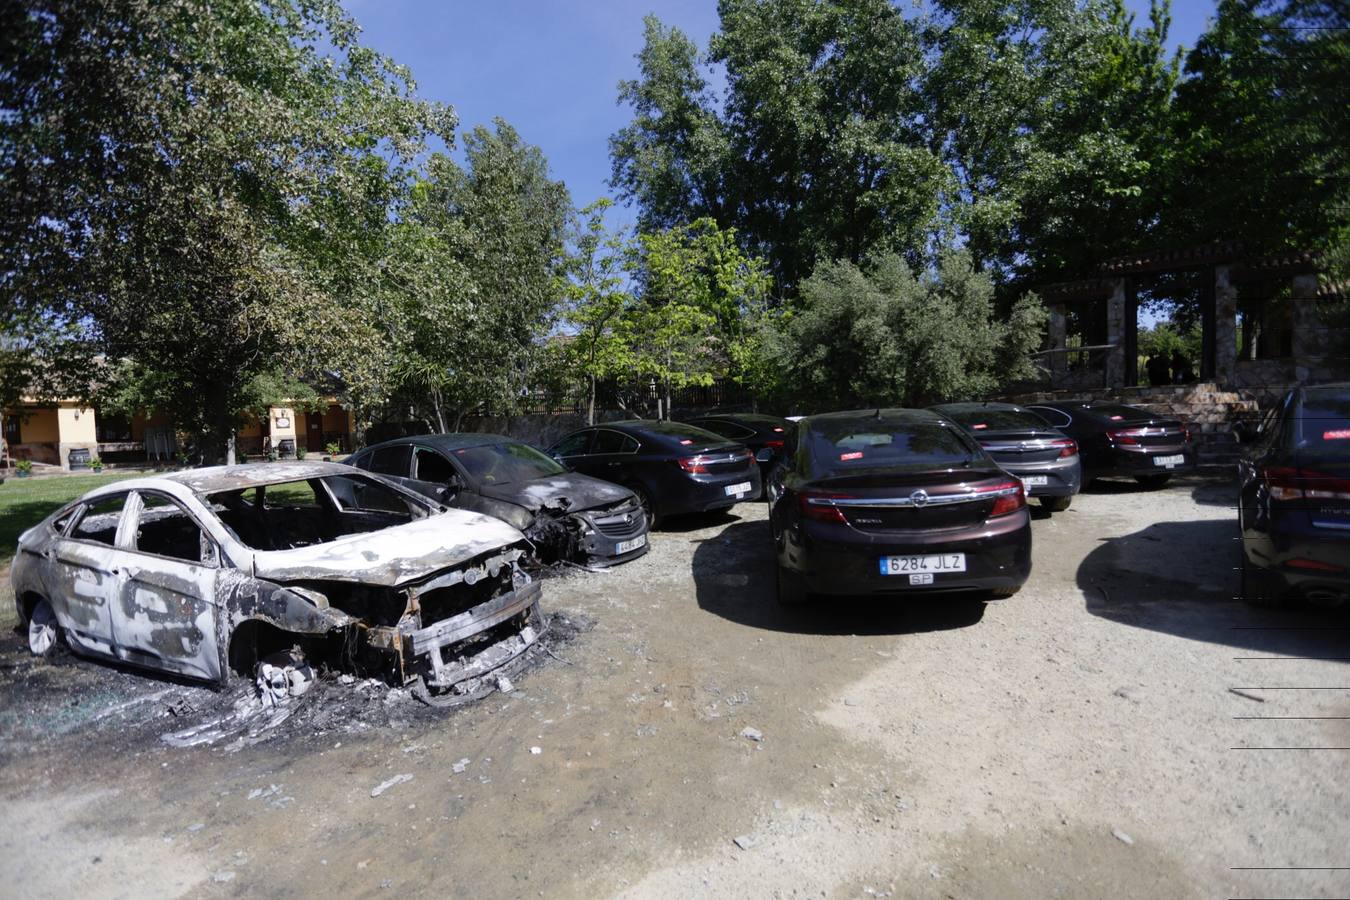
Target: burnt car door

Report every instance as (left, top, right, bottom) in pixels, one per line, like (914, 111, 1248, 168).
(49, 492, 130, 657)
(111, 490, 223, 680)
(407, 444, 464, 504)
(427, 445, 533, 529)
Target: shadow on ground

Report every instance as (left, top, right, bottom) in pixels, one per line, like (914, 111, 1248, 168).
(691, 521, 986, 636)
(1077, 516, 1350, 655)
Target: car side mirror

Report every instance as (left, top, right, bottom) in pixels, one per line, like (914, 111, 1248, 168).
(755, 448, 774, 463)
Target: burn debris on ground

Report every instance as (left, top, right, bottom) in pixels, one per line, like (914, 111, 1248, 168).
(0, 609, 594, 757)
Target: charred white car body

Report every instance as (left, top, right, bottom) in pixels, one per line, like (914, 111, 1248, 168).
(10, 463, 545, 695)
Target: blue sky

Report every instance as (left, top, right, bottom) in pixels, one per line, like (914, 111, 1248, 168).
(346, 0, 1217, 230)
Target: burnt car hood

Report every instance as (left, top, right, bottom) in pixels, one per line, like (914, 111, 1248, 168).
(478, 473, 635, 514)
(250, 510, 525, 588)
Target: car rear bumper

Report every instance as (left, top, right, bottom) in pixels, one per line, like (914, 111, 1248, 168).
(667, 467, 763, 515)
(1243, 519, 1350, 604)
(1094, 445, 1196, 478)
(783, 514, 1032, 596)
(995, 456, 1082, 497)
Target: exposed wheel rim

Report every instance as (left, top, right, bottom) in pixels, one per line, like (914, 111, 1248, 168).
(634, 488, 654, 524)
(28, 601, 57, 657)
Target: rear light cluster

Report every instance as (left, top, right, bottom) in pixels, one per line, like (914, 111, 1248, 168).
(987, 481, 1027, 517)
(677, 449, 753, 473)
(762, 440, 785, 452)
(1106, 427, 1148, 446)
(1049, 438, 1078, 458)
(798, 491, 851, 523)
(1265, 467, 1350, 502)
(796, 481, 1027, 523)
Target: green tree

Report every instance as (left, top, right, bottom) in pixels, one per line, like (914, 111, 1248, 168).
(2, 0, 453, 462)
(386, 119, 571, 431)
(563, 200, 636, 425)
(769, 252, 1046, 410)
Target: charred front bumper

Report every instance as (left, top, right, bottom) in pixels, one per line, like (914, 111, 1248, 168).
(409, 580, 545, 690)
(575, 504, 650, 566)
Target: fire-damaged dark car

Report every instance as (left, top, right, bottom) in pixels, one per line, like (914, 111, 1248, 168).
(349, 434, 649, 567)
(767, 409, 1032, 605)
(11, 463, 546, 701)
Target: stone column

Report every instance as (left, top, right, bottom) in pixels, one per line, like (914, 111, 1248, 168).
(1105, 278, 1126, 388)
(1290, 274, 1322, 374)
(1047, 304, 1067, 378)
(1214, 265, 1238, 384)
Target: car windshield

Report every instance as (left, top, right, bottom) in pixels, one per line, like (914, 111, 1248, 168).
(942, 407, 1049, 432)
(1297, 390, 1350, 456)
(806, 418, 975, 477)
(452, 442, 565, 484)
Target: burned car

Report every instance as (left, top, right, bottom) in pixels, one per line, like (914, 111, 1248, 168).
(10, 462, 545, 701)
(348, 434, 648, 567)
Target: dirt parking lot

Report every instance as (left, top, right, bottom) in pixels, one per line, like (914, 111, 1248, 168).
(2, 476, 1348, 899)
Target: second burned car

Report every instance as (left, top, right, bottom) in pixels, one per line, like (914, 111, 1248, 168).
(349, 434, 649, 567)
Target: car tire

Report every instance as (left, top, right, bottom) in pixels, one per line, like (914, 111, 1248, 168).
(988, 586, 1021, 599)
(27, 598, 59, 657)
(631, 485, 660, 530)
(1040, 496, 1072, 512)
(1135, 474, 1171, 488)
(776, 565, 808, 606)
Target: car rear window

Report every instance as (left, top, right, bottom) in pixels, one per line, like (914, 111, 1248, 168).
(942, 408, 1049, 432)
(635, 421, 729, 448)
(1081, 403, 1151, 423)
(805, 420, 975, 476)
(1298, 390, 1350, 455)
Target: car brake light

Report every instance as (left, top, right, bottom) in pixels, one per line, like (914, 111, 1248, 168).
(798, 491, 854, 524)
(1266, 467, 1350, 502)
(1050, 438, 1078, 458)
(763, 440, 785, 451)
(1182, 424, 1192, 444)
(677, 455, 713, 473)
(987, 481, 1026, 517)
(1107, 427, 1147, 446)
(1286, 557, 1346, 573)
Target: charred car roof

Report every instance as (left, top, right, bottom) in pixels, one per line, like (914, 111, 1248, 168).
(363, 433, 514, 452)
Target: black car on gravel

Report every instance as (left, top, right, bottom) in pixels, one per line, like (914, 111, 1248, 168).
(684, 413, 792, 475)
(767, 409, 1032, 605)
(930, 401, 1082, 512)
(348, 434, 649, 567)
(547, 420, 763, 528)
(1237, 382, 1350, 607)
(1024, 401, 1195, 486)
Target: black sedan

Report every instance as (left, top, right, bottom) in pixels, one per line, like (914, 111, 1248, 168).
(768, 409, 1032, 605)
(685, 412, 792, 475)
(348, 434, 649, 566)
(931, 402, 1082, 512)
(1238, 382, 1350, 606)
(1025, 400, 1195, 486)
(547, 420, 763, 527)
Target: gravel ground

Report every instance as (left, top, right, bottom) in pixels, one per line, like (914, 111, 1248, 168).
(1, 475, 1347, 899)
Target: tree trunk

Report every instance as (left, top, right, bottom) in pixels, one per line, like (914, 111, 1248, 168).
(587, 374, 596, 426)
(431, 387, 448, 434)
(226, 432, 236, 466)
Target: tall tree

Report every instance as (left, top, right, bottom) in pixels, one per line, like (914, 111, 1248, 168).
(1, 0, 454, 461)
(563, 200, 635, 426)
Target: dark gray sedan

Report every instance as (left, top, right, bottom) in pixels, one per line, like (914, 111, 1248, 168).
(348, 434, 649, 567)
(931, 402, 1082, 512)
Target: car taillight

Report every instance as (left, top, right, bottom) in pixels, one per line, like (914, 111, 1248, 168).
(1286, 557, 1347, 573)
(1182, 424, 1192, 444)
(987, 481, 1026, 517)
(1266, 466, 1350, 502)
(1107, 428, 1147, 446)
(677, 455, 713, 473)
(763, 440, 785, 451)
(797, 491, 854, 524)
(1050, 438, 1078, 458)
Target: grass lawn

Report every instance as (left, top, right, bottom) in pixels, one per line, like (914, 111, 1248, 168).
(0, 472, 141, 630)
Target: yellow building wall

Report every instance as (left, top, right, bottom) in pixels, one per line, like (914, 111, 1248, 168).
(322, 406, 351, 434)
(57, 404, 97, 444)
(18, 407, 60, 442)
(237, 415, 263, 439)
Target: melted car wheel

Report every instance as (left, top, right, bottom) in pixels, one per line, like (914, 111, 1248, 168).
(27, 599, 59, 657)
(631, 485, 659, 530)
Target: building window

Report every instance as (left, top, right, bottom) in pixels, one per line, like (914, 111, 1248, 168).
(3, 414, 20, 446)
(96, 412, 133, 443)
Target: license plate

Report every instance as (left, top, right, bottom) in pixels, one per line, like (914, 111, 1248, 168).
(879, 553, 967, 576)
(615, 534, 647, 554)
(1153, 454, 1185, 468)
(1020, 475, 1048, 487)
(724, 481, 752, 496)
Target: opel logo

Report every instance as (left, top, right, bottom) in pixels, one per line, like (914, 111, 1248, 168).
(910, 489, 929, 508)
(623, 514, 633, 525)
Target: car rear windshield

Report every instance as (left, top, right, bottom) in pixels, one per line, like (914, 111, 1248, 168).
(805, 420, 975, 476)
(942, 407, 1050, 432)
(1081, 403, 1152, 423)
(451, 442, 565, 484)
(1298, 391, 1350, 456)
(635, 421, 730, 448)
